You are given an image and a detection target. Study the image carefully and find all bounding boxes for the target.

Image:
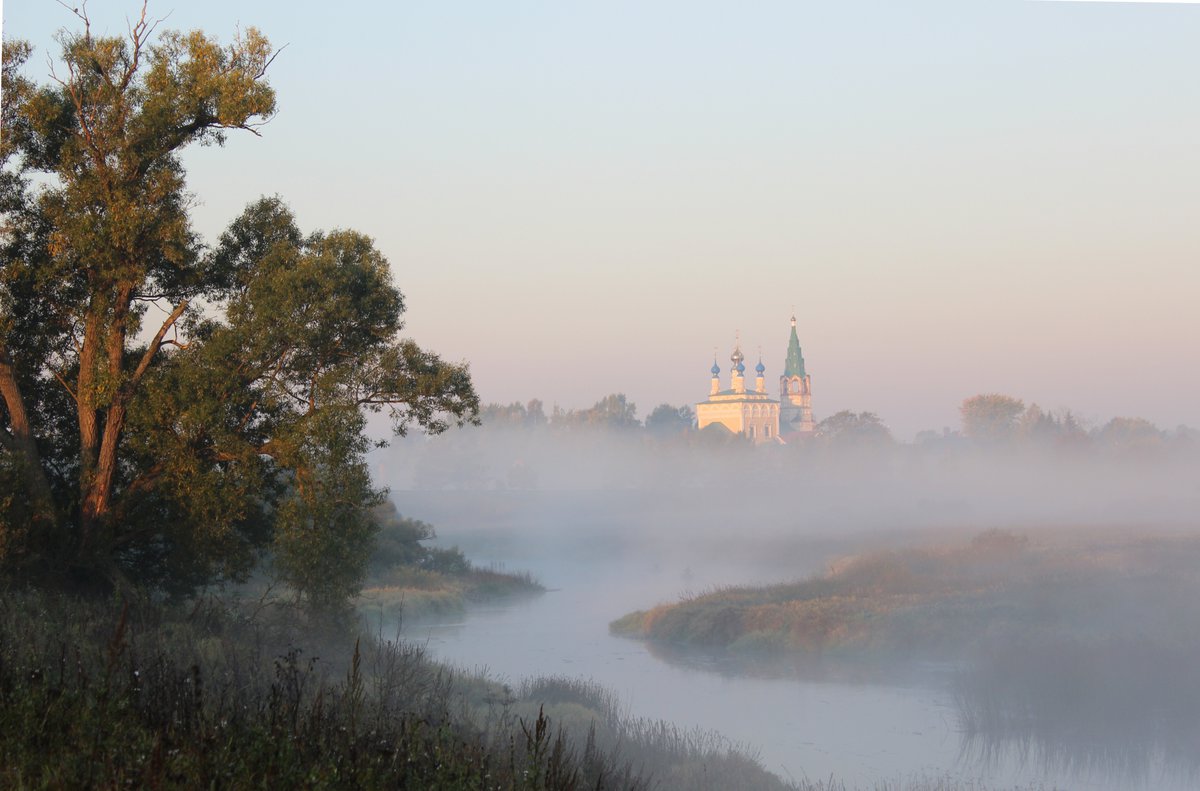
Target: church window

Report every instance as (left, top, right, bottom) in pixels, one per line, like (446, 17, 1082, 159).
(791, 380, 799, 394)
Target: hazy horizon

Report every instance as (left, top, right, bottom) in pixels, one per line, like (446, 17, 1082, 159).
(5, 0, 1198, 439)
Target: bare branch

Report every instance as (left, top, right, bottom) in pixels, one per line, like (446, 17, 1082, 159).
(50, 367, 79, 403)
(258, 42, 288, 80)
(120, 1, 162, 92)
(54, 0, 91, 41)
(129, 299, 188, 389)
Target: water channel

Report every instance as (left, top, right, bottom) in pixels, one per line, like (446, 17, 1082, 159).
(396, 493, 1195, 791)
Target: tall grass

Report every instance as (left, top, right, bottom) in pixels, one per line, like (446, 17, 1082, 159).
(0, 590, 798, 790)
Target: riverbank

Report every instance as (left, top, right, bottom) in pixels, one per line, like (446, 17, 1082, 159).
(358, 562, 545, 623)
(610, 529, 1200, 658)
(0, 589, 797, 791)
(609, 528, 1200, 786)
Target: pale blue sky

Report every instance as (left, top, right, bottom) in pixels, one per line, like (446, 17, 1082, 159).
(5, 1, 1199, 438)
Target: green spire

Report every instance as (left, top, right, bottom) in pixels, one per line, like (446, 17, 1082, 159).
(783, 315, 806, 378)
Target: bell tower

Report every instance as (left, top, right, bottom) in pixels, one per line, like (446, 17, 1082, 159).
(779, 315, 815, 433)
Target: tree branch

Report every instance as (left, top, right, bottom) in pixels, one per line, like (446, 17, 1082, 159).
(129, 299, 188, 389)
(0, 346, 57, 529)
(50, 366, 79, 403)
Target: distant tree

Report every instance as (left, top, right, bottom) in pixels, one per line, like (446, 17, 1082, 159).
(1095, 417, 1163, 452)
(1016, 403, 1061, 443)
(693, 421, 749, 448)
(1172, 425, 1200, 446)
(525, 398, 548, 426)
(645, 403, 695, 436)
(960, 394, 1025, 442)
(589, 393, 640, 429)
(914, 427, 963, 448)
(480, 403, 523, 425)
(480, 399, 547, 429)
(555, 393, 640, 430)
(817, 411, 893, 446)
(367, 501, 436, 573)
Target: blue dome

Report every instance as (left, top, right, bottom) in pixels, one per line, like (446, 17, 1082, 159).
(710, 361, 720, 376)
(735, 361, 745, 374)
(755, 359, 765, 374)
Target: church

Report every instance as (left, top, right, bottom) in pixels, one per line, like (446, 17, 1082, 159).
(695, 316, 815, 443)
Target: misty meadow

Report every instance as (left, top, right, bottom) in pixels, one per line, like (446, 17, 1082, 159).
(4, 1, 1200, 790)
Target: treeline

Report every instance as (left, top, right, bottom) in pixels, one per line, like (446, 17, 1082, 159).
(939, 393, 1197, 453)
(384, 392, 1191, 495)
(479, 396, 691, 436)
(472, 393, 1197, 454)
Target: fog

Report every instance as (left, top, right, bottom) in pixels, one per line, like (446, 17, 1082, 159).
(375, 423, 1200, 537)
(371, 423, 1200, 789)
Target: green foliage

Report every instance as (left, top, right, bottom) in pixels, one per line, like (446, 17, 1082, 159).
(366, 502, 471, 577)
(360, 502, 542, 622)
(0, 15, 479, 609)
(368, 502, 437, 572)
(424, 545, 472, 574)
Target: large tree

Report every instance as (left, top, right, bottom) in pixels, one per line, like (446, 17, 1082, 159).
(0, 9, 479, 600)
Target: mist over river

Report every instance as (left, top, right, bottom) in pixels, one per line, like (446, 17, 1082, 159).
(386, 491, 1198, 791)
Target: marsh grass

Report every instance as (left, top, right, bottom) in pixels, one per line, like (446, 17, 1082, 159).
(359, 560, 545, 624)
(790, 776, 1058, 791)
(610, 531, 1200, 661)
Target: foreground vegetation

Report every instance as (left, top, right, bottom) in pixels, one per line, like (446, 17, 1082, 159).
(0, 590, 802, 791)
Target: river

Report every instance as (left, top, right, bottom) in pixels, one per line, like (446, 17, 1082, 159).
(396, 492, 1196, 791)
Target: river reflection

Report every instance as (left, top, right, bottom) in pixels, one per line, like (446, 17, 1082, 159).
(953, 643, 1200, 791)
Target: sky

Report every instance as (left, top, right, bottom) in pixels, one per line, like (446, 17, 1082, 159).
(4, 0, 1199, 439)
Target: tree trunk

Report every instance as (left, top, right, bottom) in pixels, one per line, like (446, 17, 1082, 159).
(0, 347, 58, 544)
(75, 304, 104, 553)
(78, 289, 184, 559)
(81, 401, 126, 548)
(80, 284, 133, 548)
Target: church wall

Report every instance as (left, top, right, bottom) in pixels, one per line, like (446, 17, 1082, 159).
(696, 402, 747, 435)
(696, 400, 779, 444)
